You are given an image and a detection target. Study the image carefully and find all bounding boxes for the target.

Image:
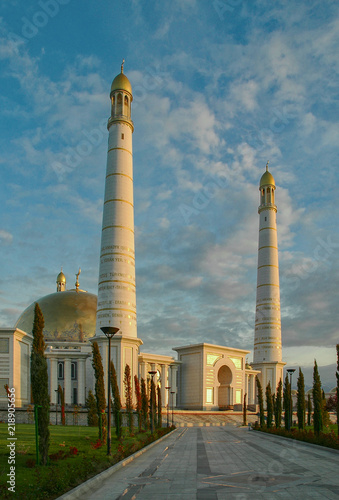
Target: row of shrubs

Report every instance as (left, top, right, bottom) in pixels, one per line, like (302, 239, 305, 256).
(253, 423, 339, 450)
(0, 427, 175, 500)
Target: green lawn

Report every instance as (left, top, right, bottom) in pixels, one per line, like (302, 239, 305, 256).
(0, 423, 171, 499)
(303, 423, 338, 435)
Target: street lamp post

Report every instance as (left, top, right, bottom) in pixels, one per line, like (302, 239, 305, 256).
(54, 389, 58, 425)
(165, 386, 171, 427)
(287, 368, 296, 429)
(148, 370, 157, 434)
(170, 391, 175, 427)
(100, 326, 119, 456)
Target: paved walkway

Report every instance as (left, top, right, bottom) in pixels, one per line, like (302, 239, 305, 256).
(64, 426, 339, 499)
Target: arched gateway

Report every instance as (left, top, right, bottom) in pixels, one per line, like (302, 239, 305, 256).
(217, 364, 233, 409)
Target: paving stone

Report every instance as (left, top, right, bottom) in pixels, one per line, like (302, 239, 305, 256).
(59, 426, 339, 499)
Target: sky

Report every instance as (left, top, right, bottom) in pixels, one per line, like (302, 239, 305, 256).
(0, 0, 338, 389)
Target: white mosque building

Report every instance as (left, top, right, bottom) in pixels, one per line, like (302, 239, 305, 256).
(0, 65, 284, 412)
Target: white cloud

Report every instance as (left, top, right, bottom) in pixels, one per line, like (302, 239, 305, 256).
(230, 80, 259, 111)
(0, 230, 13, 244)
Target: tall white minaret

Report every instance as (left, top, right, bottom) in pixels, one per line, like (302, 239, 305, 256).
(251, 163, 285, 392)
(93, 62, 142, 402)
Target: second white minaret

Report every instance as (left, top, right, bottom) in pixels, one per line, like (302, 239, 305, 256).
(252, 163, 285, 392)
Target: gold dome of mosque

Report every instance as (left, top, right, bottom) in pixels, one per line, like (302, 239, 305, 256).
(15, 272, 97, 342)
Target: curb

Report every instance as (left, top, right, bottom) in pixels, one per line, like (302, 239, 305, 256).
(57, 429, 178, 499)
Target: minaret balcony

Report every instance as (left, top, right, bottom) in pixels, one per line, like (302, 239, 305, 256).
(258, 203, 277, 214)
(107, 115, 134, 131)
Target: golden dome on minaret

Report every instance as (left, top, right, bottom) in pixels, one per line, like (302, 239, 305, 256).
(56, 270, 66, 283)
(56, 268, 66, 292)
(110, 59, 132, 96)
(260, 161, 275, 188)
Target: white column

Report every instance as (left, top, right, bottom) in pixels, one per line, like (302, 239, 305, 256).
(77, 358, 86, 405)
(50, 358, 57, 404)
(247, 375, 252, 404)
(230, 387, 234, 406)
(245, 373, 248, 405)
(64, 359, 71, 405)
(140, 361, 147, 381)
(170, 365, 178, 407)
(252, 375, 256, 404)
(161, 364, 167, 407)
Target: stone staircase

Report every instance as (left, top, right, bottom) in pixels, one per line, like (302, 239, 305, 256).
(164, 411, 259, 427)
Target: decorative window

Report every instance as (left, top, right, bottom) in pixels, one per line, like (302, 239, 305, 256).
(206, 353, 222, 366)
(58, 362, 64, 380)
(121, 133, 124, 140)
(71, 362, 77, 380)
(235, 390, 242, 404)
(229, 357, 242, 369)
(73, 388, 78, 405)
(206, 388, 214, 404)
(0, 338, 9, 353)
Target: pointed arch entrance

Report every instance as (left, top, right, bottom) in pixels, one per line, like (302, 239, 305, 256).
(217, 364, 233, 409)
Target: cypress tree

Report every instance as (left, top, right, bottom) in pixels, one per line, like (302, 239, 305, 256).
(31, 303, 50, 465)
(322, 390, 331, 428)
(141, 378, 149, 430)
(124, 364, 133, 433)
(312, 359, 323, 436)
(275, 379, 282, 428)
(297, 368, 306, 430)
(86, 390, 98, 426)
(110, 360, 122, 438)
(91, 342, 107, 442)
(157, 386, 162, 429)
(256, 376, 264, 427)
(336, 344, 339, 437)
(266, 382, 273, 429)
(32, 303, 46, 355)
(134, 375, 142, 433)
(307, 393, 312, 426)
(283, 374, 291, 430)
(58, 385, 65, 425)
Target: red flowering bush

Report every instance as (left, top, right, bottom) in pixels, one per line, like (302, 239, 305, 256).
(91, 439, 104, 449)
